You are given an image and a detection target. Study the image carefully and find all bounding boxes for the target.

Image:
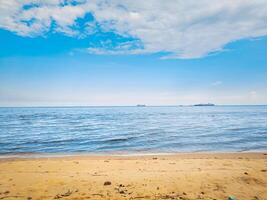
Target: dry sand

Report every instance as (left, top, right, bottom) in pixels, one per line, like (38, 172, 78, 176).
(0, 153, 266, 200)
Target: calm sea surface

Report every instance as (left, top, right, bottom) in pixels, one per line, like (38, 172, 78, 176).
(0, 106, 266, 155)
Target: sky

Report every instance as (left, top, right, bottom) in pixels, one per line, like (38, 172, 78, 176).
(0, 0, 267, 106)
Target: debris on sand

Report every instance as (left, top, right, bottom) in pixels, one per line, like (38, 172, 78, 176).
(114, 184, 129, 195)
(54, 189, 78, 199)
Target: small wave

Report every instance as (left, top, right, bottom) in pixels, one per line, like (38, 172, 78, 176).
(227, 127, 255, 131)
(102, 136, 137, 143)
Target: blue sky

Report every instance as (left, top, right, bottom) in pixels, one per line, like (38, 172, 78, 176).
(0, 1, 267, 106)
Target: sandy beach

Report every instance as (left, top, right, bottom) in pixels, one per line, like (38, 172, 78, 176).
(0, 153, 266, 200)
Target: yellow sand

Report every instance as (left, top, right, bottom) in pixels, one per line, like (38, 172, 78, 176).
(0, 153, 266, 200)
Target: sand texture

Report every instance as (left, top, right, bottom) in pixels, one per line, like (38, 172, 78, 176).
(0, 153, 266, 200)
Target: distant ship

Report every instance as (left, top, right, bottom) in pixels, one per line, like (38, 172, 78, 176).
(136, 104, 146, 107)
(194, 103, 215, 106)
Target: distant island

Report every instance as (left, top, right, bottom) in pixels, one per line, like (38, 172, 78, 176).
(194, 103, 215, 106)
(136, 104, 146, 107)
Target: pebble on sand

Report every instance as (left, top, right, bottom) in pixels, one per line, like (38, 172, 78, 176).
(104, 181, 112, 186)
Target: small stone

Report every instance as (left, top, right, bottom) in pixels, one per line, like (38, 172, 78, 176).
(104, 181, 112, 186)
(244, 172, 248, 175)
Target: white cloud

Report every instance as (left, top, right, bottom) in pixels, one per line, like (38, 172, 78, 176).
(211, 81, 222, 86)
(249, 91, 258, 99)
(1, 0, 267, 58)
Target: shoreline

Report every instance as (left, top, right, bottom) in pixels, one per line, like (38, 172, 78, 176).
(1, 151, 267, 160)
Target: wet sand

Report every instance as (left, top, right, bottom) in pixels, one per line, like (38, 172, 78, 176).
(0, 153, 266, 200)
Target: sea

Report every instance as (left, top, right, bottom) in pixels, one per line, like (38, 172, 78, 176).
(0, 106, 266, 155)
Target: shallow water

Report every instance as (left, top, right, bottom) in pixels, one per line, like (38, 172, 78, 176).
(0, 106, 267, 154)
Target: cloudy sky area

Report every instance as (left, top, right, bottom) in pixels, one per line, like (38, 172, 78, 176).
(0, 0, 267, 106)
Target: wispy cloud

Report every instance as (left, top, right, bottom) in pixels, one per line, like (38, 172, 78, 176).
(1, 0, 267, 59)
(211, 81, 223, 86)
(249, 91, 258, 99)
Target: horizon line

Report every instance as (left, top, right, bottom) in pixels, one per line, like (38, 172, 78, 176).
(1, 104, 267, 108)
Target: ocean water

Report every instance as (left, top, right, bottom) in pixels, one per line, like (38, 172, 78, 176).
(0, 106, 267, 155)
